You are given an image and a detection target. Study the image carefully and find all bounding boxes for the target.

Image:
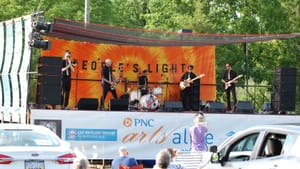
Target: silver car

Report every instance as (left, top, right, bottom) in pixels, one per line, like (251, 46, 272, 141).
(0, 123, 89, 169)
(202, 124, 300, 169)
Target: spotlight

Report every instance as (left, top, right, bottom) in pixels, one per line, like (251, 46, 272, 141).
(32, 21, 53, 33)
(29, 39, 51, 50)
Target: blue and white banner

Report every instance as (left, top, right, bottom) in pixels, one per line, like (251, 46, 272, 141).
(31, 110, 300, 160)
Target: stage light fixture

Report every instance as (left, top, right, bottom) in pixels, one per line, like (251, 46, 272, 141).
(29, 39, 51, 50)
(32, 21, 53, 33)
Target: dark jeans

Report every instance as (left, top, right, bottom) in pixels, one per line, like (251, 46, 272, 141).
(226, 86, 237, 111)
(100, 84, 118, 109)
(61, 76, 71, 108)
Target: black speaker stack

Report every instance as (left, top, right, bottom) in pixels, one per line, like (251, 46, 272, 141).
(36, 56, 62, 106)
(271, 67, 297, 112)
(205, 101, 226, 113)
(236, 101, 253, 114)
(163, 101, 183, 112)
(109, 99, 129, 111)
(78, 98, 99, 110)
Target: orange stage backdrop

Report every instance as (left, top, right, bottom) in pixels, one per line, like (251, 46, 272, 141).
(41, 38, 216, 108)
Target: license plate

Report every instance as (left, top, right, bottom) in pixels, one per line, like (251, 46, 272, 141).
(25, 160, 45, 169)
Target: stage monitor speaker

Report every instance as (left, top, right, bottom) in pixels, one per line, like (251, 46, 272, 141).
(236, 101, 253, 114)
(78, 98, 98, 110)
(164, 101, 183, 112)
(109, 99, 128, 111)
(205, 101, 226, 113)
(272, 67, 297, 112)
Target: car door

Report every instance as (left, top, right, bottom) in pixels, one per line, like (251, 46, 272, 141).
(204, 131, 262, 169)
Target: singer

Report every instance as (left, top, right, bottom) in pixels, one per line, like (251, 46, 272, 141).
(61, 50, 74, 109)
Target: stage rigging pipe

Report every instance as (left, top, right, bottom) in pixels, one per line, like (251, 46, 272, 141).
(85, 0, 90, 24)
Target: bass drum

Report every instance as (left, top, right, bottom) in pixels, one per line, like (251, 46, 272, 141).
(139, 94, 159, 110)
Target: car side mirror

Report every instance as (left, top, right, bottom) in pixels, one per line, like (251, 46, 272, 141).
(209, 145, 217, 153)
(209, 145, 219, 163)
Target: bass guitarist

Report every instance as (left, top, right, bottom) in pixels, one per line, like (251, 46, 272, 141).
(100, 59, 118, 110)
(221, 63, 238, 112)
(180, 65, 200, 111)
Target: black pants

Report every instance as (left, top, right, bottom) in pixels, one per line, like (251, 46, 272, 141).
(180, 88, 193, 111)
(61, 76, 71, 108)
(226, 86, 237, 111)
(100, 84, 118, 109)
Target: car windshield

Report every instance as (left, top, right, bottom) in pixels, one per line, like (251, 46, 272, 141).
(0, 129, 60, 146)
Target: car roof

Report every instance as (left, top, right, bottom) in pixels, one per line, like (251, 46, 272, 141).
(0, 123, 48, 131)
(246, 123, 300, 134)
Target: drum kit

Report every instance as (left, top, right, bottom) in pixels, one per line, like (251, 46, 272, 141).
(129, 86, 163, 111)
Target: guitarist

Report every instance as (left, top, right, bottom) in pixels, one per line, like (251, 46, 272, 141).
(100, 59, 118, 110)
(180, 65, 200, 111)
(221, 63, 237, 112)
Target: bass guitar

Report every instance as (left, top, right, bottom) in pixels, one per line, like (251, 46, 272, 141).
(179, 74, 205, 90)
(224, 74, 243, 90)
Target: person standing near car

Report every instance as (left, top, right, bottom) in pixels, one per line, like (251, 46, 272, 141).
(189, 112, 208, 152)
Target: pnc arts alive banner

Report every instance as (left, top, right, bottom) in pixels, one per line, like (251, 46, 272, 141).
(41, 38, 216, 109)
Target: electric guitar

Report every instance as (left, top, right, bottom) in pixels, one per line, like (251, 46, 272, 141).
(179, 74, 205, 90)
(224, 74, 243, 90)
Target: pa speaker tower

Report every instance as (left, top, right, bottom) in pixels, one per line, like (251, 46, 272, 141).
(271, 67, 297, 112)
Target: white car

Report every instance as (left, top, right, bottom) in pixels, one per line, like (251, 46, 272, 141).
(0, 123, 88, 169)
(202, 124, 300, 169)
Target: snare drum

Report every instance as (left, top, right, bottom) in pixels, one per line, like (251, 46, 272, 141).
(152, 87, 162, 95)
(139, 94, 159, 110)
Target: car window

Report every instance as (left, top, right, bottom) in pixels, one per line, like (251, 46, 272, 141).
(257, 133, 286, 158)
(286, 134, 300, 157)
(0, 129, 60, 146)
(221, 133, 259, 162)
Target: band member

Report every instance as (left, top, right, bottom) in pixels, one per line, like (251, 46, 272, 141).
(138, 70, 149, 96)
(221, 63, 238, 112)
(100, 59, 118, 110)
(61, 50, 74, 109)
(180, 65, 200, 111)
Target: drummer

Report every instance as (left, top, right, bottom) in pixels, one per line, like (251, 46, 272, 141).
(138, 70, 149, 96)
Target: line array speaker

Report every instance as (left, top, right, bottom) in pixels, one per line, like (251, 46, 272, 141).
(271, 67, 297, 112)
(36, 56, 62, 106)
